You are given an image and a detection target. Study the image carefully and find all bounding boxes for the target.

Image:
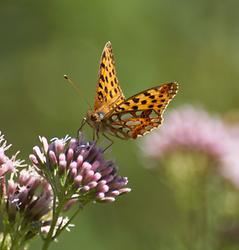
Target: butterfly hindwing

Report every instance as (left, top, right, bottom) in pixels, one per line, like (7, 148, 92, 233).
(103, 110, 162, 139)
(94, 41, 125, 114)
(103, 82, 178, 139)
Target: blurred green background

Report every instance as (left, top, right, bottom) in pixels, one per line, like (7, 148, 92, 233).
(1, 0, 239, 249)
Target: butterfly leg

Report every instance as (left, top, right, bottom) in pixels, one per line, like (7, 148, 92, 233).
(80, 117, 87, 130)
(93, 129, 97, 141)
(102, 133, 114, 152)
(77, 117, 87, 136)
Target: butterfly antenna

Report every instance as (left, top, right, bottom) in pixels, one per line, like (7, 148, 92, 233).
(64, 74, 92, 109)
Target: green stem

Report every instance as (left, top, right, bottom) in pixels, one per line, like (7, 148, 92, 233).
(0, 230, 7, 250)
(10, 231, 21, 250)
(0, 215, 11, 250)
(200, 172, 209, 250)
(41, 195, 60, 250)
(9, 221, 29, 250)
(53, 206, 82, 240)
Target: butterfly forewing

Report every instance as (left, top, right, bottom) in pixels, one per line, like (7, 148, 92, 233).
(103, 82, 178, 139)
(94, 41, 125, 115)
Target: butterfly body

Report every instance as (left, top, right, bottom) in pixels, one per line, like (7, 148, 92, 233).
(86, 110, 106, 134)
(85, 41, 179, 140)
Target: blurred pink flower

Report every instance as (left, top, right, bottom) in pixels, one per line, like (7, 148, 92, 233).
(142, 106, 229, 161)
(219, 126, 239, 187)
(141, 105, 239, 187)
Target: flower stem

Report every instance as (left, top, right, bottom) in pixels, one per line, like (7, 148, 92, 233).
(41, 195, 60, 250)
(53, 206, 82, 240)
(0, 231, 7, 250)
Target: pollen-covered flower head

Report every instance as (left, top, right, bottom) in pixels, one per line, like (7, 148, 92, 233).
(29, 134, 131, 205)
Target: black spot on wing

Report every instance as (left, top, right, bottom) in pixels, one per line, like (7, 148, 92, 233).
(100, 75, 105, 83)
(118, 107, 125, 111)
(98, 91, 103, 100)
(141, 100, 147, 105)
(133, 97, 140, 103)
(109, 90, 113, 98)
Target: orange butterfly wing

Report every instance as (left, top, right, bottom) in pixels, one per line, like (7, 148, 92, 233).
(94, 41, 125, 115)
(102, 82, 179, 139)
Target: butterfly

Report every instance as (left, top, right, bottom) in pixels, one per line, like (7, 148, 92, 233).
(84, 41, 179, 143)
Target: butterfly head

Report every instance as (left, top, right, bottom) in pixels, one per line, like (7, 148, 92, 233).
(86, 111, 105, 130)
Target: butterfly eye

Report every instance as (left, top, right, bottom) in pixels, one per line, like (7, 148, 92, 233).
(90, 113, 98, 121)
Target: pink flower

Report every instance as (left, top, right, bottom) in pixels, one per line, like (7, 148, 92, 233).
(219, 126, 239, 187)
(0, 131, 25, 199)
(0, 131, 22, 177)
(142, 106, 230, 164)
(29, 134, 131, 204)
(0, 132, 53, 242)
(141, 105, 239, 187)
(6, 168, 52, 223)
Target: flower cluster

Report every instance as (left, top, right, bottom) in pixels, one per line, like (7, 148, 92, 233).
(142, 105, 231, 163)
(6, 168, 52, 232)
(29, 135, 131, 204)
(0, 132, 53, 249)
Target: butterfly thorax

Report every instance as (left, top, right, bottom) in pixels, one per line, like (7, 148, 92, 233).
(86, 110, 106, 132)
